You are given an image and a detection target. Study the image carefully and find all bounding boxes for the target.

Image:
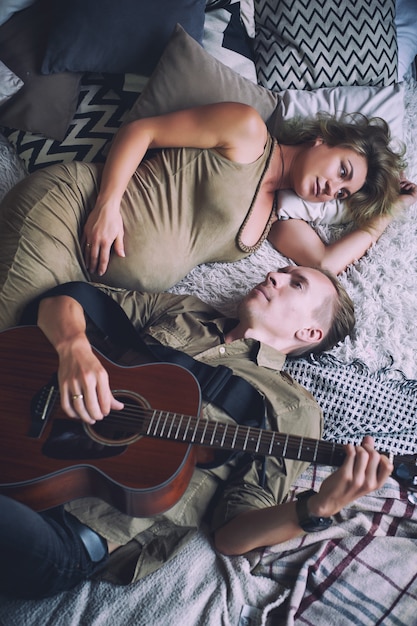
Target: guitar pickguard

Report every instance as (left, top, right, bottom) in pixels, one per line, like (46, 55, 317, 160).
(42, 420, 127, 460)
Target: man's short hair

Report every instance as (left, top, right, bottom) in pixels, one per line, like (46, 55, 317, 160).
(297, 267, 355, 356)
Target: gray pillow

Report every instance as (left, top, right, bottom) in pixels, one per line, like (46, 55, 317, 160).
(0, 0, 82, 141)
(0, 61, 23, 105)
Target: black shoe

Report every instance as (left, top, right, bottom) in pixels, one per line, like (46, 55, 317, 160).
(64, 512, 108, 563)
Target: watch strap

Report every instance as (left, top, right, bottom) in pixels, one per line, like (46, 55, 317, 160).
(296, 489, 333, 532)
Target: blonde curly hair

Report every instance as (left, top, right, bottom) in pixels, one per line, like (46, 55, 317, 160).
(277, 112, 407, 226)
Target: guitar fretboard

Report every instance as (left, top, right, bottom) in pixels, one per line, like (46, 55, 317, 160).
(144, 410, 347, 467)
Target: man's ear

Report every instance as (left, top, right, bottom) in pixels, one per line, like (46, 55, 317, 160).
(295, 327, 323, 344)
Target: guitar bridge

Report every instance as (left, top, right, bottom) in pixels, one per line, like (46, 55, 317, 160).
(29, 376, 59, 438)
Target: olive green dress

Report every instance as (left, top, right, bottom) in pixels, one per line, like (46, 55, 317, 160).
(0, 135, 276, 329)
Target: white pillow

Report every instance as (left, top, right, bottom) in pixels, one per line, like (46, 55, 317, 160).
(0, 0, 36, 26)
(269, 83, 406, 225)
(276, 192, 350, 226)
(203, 0, 257, 83)
(253, 0, 398, 91)
(0, 60, 23, 105)
(241, 0, 416, 80)
(240, 0, 255, 38)
(272, 83, 405, 141)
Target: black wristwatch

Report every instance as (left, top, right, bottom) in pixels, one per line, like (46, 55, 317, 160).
(295, 489, 333, 532)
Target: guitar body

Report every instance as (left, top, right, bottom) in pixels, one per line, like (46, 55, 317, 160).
(2, 327, 416, 519)
(0, 326, 201, 517)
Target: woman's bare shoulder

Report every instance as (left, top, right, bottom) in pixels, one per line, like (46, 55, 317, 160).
(212, 103, 268, 162)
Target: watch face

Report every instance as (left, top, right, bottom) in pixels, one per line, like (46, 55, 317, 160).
(300, 516, 333, 532)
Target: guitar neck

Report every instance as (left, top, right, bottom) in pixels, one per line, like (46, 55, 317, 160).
(143, 409, 347, 467)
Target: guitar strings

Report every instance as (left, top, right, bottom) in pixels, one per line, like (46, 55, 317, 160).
(93, 401, 347, 458)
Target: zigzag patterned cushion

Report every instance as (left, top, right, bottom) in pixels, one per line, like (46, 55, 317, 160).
(2, 73, 142, 173)
(253, 0, 398, 91)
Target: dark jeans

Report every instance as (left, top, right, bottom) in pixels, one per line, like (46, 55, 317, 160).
(0, 495, 108, 599)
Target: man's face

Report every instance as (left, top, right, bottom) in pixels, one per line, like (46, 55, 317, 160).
(239, 266, 336, 348)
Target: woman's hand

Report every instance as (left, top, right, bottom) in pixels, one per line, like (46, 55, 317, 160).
(83, 201, 125, 276)
(362, 178, 417, 242)
(396, 177, 417, 211)
(57, 333, 124, 425)
(307, 436, 393, 519)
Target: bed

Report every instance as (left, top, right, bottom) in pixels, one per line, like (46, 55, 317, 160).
(1, 1, 417, 624)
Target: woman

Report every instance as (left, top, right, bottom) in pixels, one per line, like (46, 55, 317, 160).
(82, 103, 414, 279)
(0, 102, 414, 329)
(268, 113, 416, 274)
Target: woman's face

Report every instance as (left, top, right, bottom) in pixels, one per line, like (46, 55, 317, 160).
(292, 139, 368, 203)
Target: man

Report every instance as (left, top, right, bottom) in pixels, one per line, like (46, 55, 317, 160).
(0, 266, 392, 598)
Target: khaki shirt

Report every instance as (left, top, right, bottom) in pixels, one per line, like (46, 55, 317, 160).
(66, 288, 323, 583)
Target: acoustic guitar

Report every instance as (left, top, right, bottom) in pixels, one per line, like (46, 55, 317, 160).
(0, 326, 415, 517)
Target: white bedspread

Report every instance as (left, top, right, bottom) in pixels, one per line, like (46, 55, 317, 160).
(0, 533, 288, 626)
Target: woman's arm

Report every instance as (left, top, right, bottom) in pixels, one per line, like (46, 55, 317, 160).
(84, 102, 267, 276)
(268, 179, 417, 275)
(214, 436, 392, 555)
(268, 216, 391, 275)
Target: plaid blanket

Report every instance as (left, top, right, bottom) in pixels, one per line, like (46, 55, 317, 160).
(251, 466, 417, 625)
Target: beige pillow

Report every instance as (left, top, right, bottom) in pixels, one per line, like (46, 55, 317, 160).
(126, 24, 279, 123)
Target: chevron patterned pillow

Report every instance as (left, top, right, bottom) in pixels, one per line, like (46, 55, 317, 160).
(253, 0, 398, 91)
(2, 74, 141, 173)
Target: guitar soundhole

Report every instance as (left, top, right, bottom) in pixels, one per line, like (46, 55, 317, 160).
(86, 390, 150, 447)
(42, 391, 149, 460)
